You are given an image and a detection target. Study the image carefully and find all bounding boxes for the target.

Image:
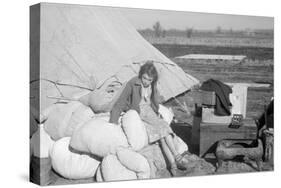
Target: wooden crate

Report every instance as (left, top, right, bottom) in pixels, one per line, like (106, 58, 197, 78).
(191, 83, 257, 157)
(192, 118, 257, 157)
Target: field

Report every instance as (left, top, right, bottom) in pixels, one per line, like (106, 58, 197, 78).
(146, 36, 273, 48)
(154, 44, 273, 60)
(150, 40, 274, 120)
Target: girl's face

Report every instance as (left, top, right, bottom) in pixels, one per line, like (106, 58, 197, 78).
(141, 73, 153, 88)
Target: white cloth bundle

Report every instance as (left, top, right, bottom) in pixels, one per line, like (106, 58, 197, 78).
(116, 147, 150, 179)
(79, 82, 125, 113)
(50, 137, 100, 179)
(70, 119, 129, 157)
(101, 155, 137, 181)
(95, 166, 103, 182)
(121, 110, 148, 151)
(43, 101, 94, 140)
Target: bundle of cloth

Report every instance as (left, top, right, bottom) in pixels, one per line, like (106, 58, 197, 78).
(30, 85, 189, 183)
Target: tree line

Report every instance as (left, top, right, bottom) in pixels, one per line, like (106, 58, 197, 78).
(138, 21, 273, 38)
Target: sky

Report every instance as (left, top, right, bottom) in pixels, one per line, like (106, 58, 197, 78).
(118, 7, 274, 30)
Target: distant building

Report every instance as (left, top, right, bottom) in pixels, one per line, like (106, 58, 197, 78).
(244, 28, 256, 37)
(175, 54, 247, 64)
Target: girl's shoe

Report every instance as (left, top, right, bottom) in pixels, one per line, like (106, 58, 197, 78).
(169, 167, 186, 177)
(175, 152, 190, 170)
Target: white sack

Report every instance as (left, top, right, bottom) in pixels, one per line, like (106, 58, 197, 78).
(95, 166, 104, 182)
(43, 101, 94, 140)
(158, 104, 174, 125)
(79, 82, 125, 113)
(101, 155, 137, 181)
(50, 137, 100, 180)
(65, 104, 94, 136)
(30, 124, 55, 158)
(70, 119, 129, 157)
(121, 110, 148, 151)
(92, 112, 123, 124)
(116, 147, 150, 179)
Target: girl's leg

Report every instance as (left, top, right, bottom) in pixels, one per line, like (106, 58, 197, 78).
(164, 134, 179, 157)
(160, 137, 186, 177)
(160, 138, 176, 169)
(165, 134, 187, 171)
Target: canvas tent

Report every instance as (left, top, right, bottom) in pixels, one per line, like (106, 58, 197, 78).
(30, 3, 199, 112)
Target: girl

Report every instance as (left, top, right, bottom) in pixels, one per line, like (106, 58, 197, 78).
(109, 61, 187, 176)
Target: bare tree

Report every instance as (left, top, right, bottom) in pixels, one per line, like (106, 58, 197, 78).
(153, 21, 162, 38)
(229, 27, 233, 34)
(162, 29, 166, 38)
(216, 26, 222, 34)
(186, 27, 193, 38)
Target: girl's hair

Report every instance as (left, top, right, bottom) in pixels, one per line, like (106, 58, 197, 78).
(138, 61, 158, 85)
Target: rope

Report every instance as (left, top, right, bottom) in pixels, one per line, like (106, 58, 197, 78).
(30, 79, 93, 91)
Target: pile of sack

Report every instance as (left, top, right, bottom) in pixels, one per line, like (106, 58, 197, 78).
(30, 89, 189, 182)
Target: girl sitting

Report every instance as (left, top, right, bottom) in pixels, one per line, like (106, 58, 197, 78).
(109, 61, 188, 176)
